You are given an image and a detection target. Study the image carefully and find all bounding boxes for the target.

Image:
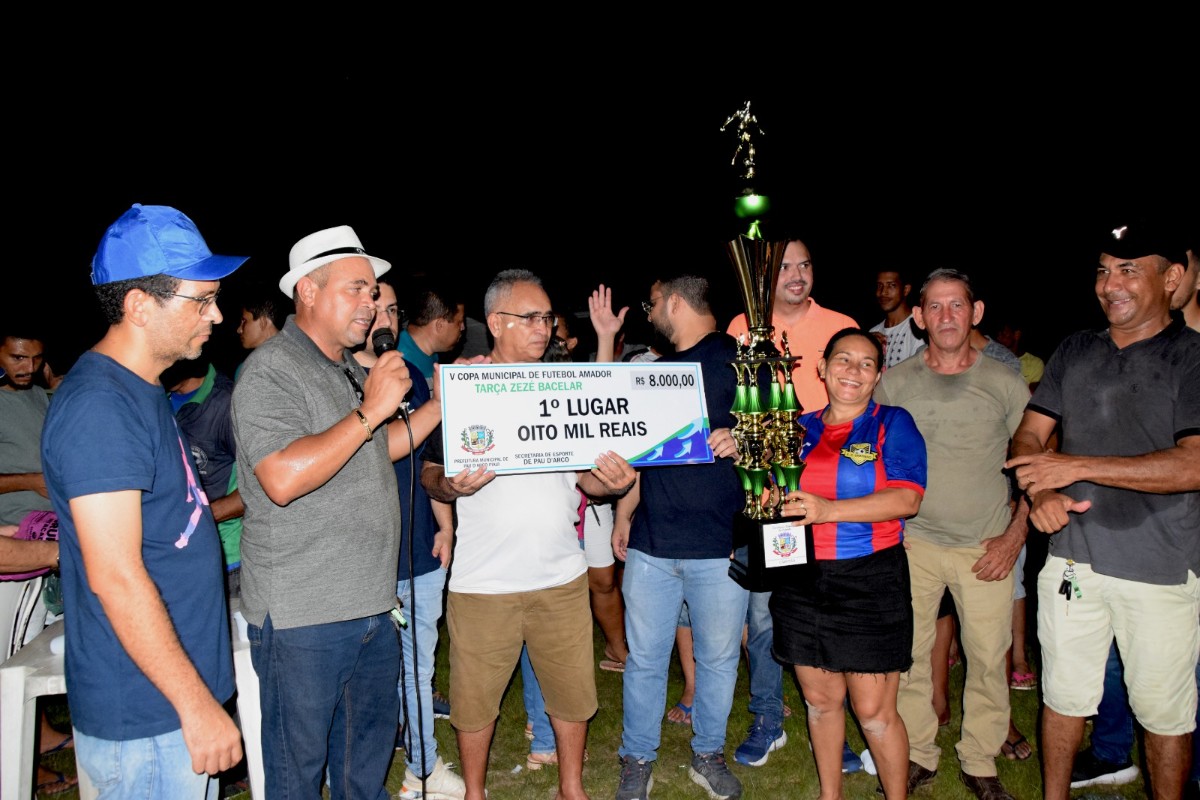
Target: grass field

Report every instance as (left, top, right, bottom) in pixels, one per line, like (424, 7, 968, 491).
(38, 617, 1155, 800)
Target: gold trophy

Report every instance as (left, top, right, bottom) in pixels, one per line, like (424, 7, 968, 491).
(722, 104, 810, 590)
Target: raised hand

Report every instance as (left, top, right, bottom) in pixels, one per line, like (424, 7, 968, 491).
(589, 284, 628, 361)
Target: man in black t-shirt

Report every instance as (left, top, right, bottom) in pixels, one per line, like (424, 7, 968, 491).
(614, 274, 749, 800)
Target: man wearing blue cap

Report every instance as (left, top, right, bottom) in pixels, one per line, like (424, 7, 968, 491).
(40, 204, 247, 798)
(1007, 221, 1200, 800)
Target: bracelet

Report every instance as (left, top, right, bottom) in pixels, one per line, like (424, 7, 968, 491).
(352, 408, 373, 442)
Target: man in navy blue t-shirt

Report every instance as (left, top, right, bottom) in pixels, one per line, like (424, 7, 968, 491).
(42, 204, 246, 798)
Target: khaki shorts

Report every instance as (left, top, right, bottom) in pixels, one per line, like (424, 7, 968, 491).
(1038, 556, 1200, 735)
(447, 573, 597, 732)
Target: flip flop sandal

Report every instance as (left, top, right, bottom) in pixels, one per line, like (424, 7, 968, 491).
(1010, 670, 1038, 690)
(666, 701, 692, 725)
(1001, 734, 1033, 761)
(599, 659, 626, 673)
(36, 769, 78, 797)
(41, 733, 73, 755)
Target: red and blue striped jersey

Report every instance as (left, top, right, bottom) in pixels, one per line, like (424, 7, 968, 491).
(798, 400, 927, 560)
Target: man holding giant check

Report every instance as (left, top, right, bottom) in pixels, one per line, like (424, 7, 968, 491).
(421, 269, 638, 800)
(613, 273, 749, 800)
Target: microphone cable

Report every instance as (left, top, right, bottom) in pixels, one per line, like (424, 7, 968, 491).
(400, 403, 428, 793)
(373, 328, 429, 792)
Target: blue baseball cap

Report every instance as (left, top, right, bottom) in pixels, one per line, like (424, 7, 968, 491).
(91, 204, 249, 285)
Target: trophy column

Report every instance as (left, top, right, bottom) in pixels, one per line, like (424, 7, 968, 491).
(726, 235, 811, 590)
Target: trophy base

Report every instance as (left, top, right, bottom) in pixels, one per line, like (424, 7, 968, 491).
(728, 513, 813, 592)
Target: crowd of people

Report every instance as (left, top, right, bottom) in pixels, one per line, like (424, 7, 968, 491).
(1, 204, 1197, 800)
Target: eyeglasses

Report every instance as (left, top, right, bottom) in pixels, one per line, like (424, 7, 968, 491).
(160, 289, 221, 313)
(641, 296, 663, 315)
(343, 368, 364, 403)
(494, 311, 558, 328)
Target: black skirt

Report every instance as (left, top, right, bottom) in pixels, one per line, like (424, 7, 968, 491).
(769, 543, 913, 674)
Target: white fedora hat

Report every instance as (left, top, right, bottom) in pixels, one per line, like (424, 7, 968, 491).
(279, 225, 391, 297)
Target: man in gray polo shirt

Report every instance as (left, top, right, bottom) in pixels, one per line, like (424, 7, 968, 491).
(1007, 220, 1200, 800)
(232, 225, 414, 800)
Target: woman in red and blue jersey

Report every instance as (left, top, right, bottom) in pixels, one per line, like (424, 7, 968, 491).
(770, 328, 927, 800)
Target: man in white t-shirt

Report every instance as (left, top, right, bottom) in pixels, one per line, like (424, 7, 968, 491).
(421, 269, 635, 800)
(869, 269, 923, 369)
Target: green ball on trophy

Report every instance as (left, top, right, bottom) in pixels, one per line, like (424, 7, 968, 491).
(734, 192, 770, 219)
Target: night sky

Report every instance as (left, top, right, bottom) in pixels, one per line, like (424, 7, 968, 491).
(10, 57, 1197, 376)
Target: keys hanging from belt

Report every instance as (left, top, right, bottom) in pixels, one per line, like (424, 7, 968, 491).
(1059, 559, 1082, 614)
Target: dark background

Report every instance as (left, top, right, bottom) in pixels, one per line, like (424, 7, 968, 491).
(8, 55, 1197, 376)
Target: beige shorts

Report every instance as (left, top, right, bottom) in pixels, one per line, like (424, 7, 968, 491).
(1038, 556, 1200, 735)
(447, 573, 597, 732)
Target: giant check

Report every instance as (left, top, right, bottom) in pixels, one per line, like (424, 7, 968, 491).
(439, 362, 714, 475)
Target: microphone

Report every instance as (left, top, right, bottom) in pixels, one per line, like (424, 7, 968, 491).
(372, 327, 397, 357)
(370, 328, 411, 416)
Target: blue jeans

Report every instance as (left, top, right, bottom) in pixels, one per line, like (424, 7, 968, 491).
(746, 590, 784, 723)
(620, 550, 749, 760)
(521, 645, 556, 754)
(1194, 658, 1200, 782)
(74, 727, 216, 800)
(1091, 641, 1134, 764)
(1091, 641, 1200, 780)
(397, 568, 447, 776)
(249, 612, 399, 800)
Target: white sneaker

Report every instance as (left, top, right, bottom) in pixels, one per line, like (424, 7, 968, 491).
(399, 756, 466, 800)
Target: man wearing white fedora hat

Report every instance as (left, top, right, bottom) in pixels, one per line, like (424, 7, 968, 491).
(233, 225, 416, 800)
